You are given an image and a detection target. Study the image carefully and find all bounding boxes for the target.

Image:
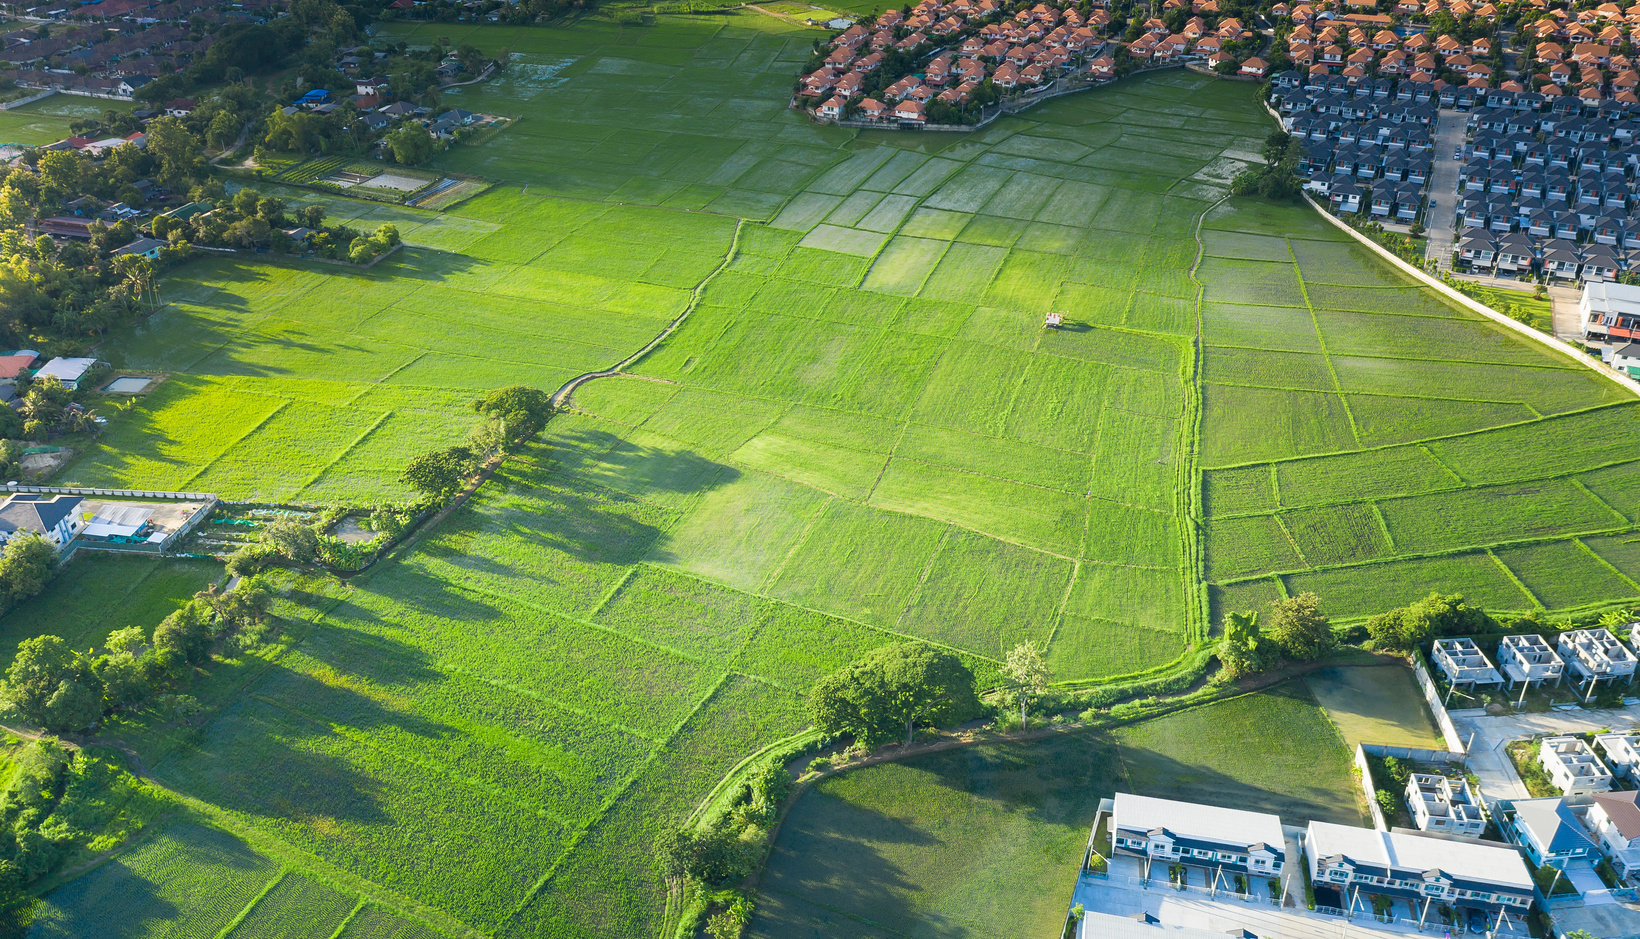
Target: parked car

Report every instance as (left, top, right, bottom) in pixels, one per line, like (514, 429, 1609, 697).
(1466, 908, 1486, 934)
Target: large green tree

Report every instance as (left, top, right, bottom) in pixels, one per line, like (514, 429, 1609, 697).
(809, 642, 980, 747)
(0, 636, 104, 732)
(1367, 593, 1496, 651)
(1265, 592, 1333, 662)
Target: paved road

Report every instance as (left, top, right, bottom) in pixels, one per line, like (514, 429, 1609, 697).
(1452, 703, 1640, 802)
(1424, 109, 1466, 271)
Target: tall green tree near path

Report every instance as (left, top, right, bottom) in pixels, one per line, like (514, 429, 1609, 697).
(1266, 593, 1333, 662)
(1002, 640, 1050, 729)
(0, 636, 104, 733)
(809, 642, 980, 747)
(1217, 610, 1266, 679)
(386, 124, 435, 166)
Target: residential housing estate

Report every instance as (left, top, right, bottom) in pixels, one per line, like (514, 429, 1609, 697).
(1307, 820, 1535, 920)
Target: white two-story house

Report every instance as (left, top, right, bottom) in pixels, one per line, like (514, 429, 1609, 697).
(1540, 736, 1614, 795)
(0, 493, 84, 551)
(1433, 638, 1503, 688)
(1589, 790, 1640, 878)
(1405, 773, 1487, 837)
(1110, 793, 1285, 879)
(1558, 628, 1637, 690)
(1307, 821, 1534, 918)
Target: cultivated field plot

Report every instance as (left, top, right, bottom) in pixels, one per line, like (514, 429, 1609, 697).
(1305, 664, 1444, 750)
(28, 9, 1640, 939)
(752, 683, 1362, 939)
(1198, 200, 1640, 622)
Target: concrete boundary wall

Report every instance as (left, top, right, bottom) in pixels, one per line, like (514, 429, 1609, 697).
(1412, 654, 1468, 753)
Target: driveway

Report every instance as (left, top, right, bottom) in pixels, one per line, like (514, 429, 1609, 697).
(1452, 703, 1640, 802)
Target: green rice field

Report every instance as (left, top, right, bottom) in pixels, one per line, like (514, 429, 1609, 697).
(19, 8, 1640, 939)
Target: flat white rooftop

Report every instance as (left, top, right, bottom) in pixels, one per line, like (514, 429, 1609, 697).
(1307, 822, 1532, 891)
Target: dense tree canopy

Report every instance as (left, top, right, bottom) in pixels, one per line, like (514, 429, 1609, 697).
(809, 642, 981, 746)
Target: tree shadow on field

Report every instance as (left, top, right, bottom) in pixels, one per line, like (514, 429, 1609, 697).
(165, 630, 456, 828)
(340, 565, 506, 625)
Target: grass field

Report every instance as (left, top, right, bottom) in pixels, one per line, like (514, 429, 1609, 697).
(1304, 664, 1444, 750)
(751, 683, 1363, 939)
(17, 9, 1640, 939)
(0, 96, 132, 147)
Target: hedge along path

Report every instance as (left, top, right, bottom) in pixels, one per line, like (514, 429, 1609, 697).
(552, 218, 746, 410)
(1183, 192, 1232, 647)
(1297, 192, 1640, 399)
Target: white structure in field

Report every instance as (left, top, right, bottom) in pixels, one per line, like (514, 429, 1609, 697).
(1305, 821, 1534, 920)
(1109, 792, 1284, 880)
(1498, 633, 1564, 690)
(1405, 773, 1487, 837)
(1432, 637, 1503, 687)
(1540, 736, 1614, 795)
(1558, 628, 1637, 688)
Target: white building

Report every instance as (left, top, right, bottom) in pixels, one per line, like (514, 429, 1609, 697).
(1581, 279, 1640, 348)
(1405, 773, 1487, 837)
(1558, 628, 1637, 688)
(0, 493, 84, 549)
(1589, 790, 1640, 877)
(1109, 793, 1285, 880)
(1498, 633, 1564, 689)
(1540, 736, 1614, 794)
(1597, 733, 1640, 783)
(1305, 821, 1534, 920)
(1432, 637, 1503, 687)
(31, 356, 98, 390)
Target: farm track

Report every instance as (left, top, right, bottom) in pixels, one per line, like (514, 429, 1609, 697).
(551, 218, 745, 410)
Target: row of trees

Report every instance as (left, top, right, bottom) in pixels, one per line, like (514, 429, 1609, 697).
(0, 579, 271, 733)
(1217, 592, 1334, 680)
(152, 186, 401, 263)
(401, 386, 556, 498)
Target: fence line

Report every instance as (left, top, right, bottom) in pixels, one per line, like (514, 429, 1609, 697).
(1410, 654, 1468, 753)
(1356, 744, 1391, 832)
(3, 483, 217, 501)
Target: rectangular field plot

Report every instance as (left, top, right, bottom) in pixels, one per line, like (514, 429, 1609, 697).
(1379, 479, 1624, 554)
(871, 458, 1087, 557)
(1282, 552, 1533, 620)
(1495, 540, 1639, 611)
(223, 872, 357, 939)
(1087, 408, 1174, 513)
(860, 236, 948, 295)
(735, 603, 899, 689)
(1065, 563, 1186, 633)
(1280, 503, 1393, 567)
(1304, 284, 1464, 318)
(1200, 385, 1355, 466)
(1424, 405, 1640, 486)
(1332, 356, 1628, 415)
(898, 529, 1072, 654)
(190, 401, 387, 502)
(336, 905, 450, 939)
(1289, 239, 1416, 289)
(1200, 230, 1293, 262)
(1210, 577, 1284, 627)
(28, 823, 279, 939)
(1045, 615, 1185, 680)
(1273, 445, 1457, 508)
(1202, 346, 1336, 393)
(897, 423, 1090, 493)
(1200, 303, 1323, 353)
(1305, 665, 1443, 750)
(1205, 514, 1304, 581)
(1315, 309, 1577, 368)
(1203, 465, 1276, 517)
(1003, 355, 1109, 452)
(650, 469, 832, 592)
(1198, 258, 1306, 307)
(1083, 501, 1180, 568)
(1347, 394, 1537, 447)
(593, 564, 766, 660)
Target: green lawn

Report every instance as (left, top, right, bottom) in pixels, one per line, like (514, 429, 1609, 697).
(0, 96, 133, 147)
(751, 682, 1363, 939)
(1305, 664, 1445, 751)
